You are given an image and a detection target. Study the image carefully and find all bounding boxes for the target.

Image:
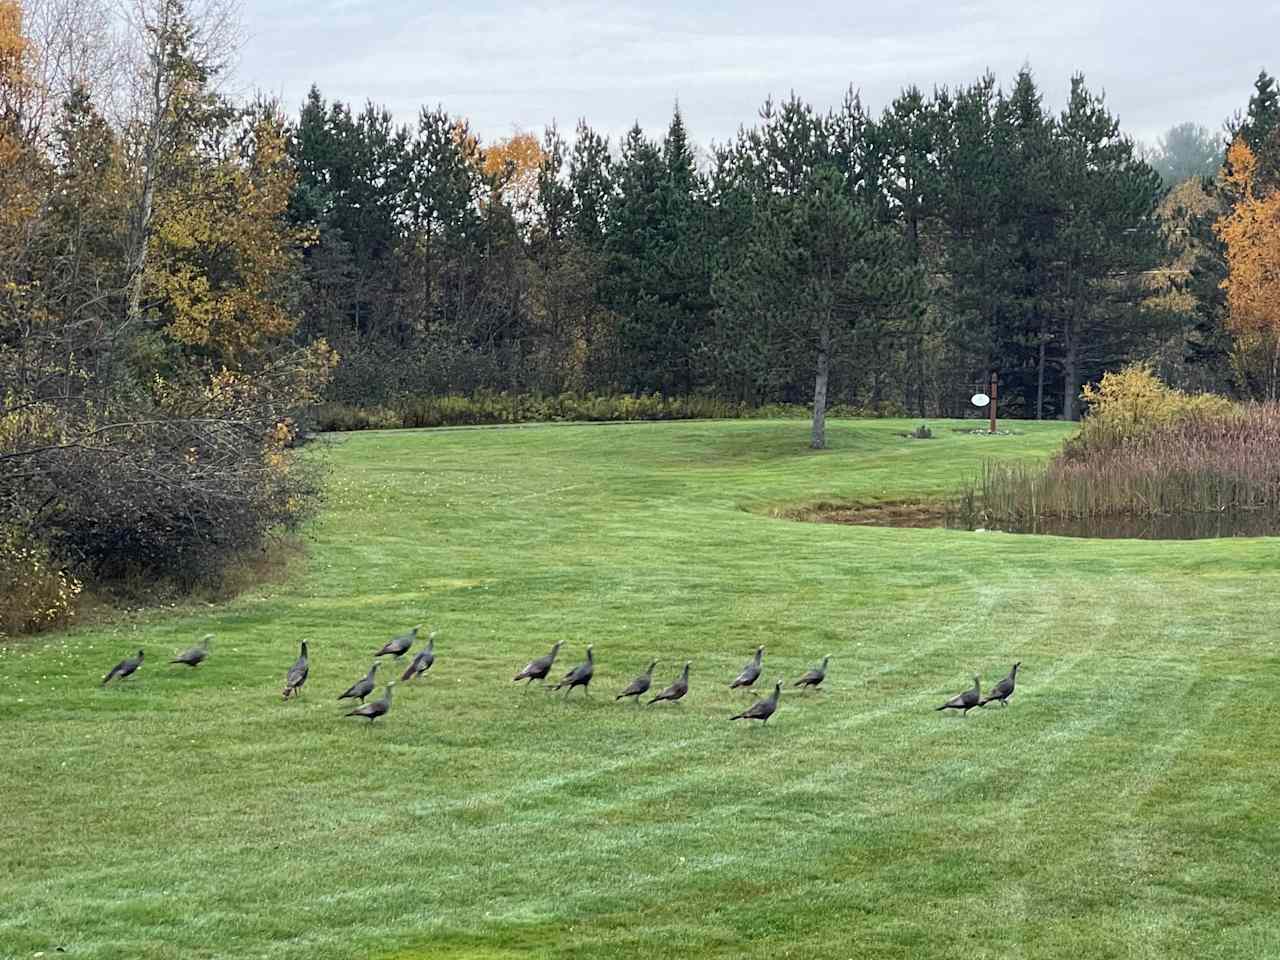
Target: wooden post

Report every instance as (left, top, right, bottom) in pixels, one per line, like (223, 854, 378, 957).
(989, 372, 998, 434)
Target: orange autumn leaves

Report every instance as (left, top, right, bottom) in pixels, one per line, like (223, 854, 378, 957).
(480, 131, 543, 212)
(1216, 139, 1280, 358)
(0, 1, 24, 105)
(449, 121, 544, 213)
(0, 0, 36, 243)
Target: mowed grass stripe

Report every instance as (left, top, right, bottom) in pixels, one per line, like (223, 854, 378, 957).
(2, 418, 1278, 959)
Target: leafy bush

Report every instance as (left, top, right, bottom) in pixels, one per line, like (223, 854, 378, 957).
(311, 393, 905, 431)
(308, 403, 403, 432)
(10, 415, 323, 589)
(1067, 363, 1236, 457)
(1, 350, 335, 599)
(0, 527, 82, 637)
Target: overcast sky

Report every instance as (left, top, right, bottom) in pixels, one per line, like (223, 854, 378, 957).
(236, 1, 1279, 151)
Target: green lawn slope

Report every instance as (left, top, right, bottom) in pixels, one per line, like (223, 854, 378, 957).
(1, 418, 1276, 959)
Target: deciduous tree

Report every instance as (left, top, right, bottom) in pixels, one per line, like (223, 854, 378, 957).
(1216, 138, 1280, 397)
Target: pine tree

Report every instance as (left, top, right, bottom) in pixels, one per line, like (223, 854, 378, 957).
(602, 107, 711, 394)
(996, 69, 1062, 418)
(706, 139, 777, 401)
(1238, 70, 1279, 156)
(287, 90, 410, 353)
(568, 121, 611, 250)
(874, 85, 944, 414)
(1052, 74, 1165, 419)
(712, 94, 922, 447)
(603, 122, 665, 390)
(937, 74, 1014, 408)
(1148, 122, 1223, 187)
(936, 69, 1059, 418)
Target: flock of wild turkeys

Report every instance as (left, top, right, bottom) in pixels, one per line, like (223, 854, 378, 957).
(99, 626, 1022, 726)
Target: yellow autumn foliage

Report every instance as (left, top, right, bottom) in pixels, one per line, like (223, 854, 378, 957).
(1216, 138, 1280, 397)
(482, 131, 544, 211)
(1070, 363, 1236, 455)
(0, 525, 82, 637)
(0, 0, 40, 248)
(149, 113, 307, 362)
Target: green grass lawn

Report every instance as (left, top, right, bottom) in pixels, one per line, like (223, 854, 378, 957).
(2, 418, 1278, 960)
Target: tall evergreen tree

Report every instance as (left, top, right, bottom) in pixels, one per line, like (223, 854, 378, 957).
(603, 122, 665, 390)
(874, 85, 944, 414)
(1237, 70, 1279, 156)
(603, 108, 711, 393)
(1052, 75, 1165, 419)
(568, 121, 612, 250)
(713, 96, 922, 447)
(995, 69, 1062, 418)
(1147, 121, 1223, 187)
(527, 122, 585, 389)
(287, 89, 410, 352)
(937, 74, 1014, 408)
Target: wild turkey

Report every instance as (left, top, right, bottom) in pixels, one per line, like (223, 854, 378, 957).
(936, 675, 981, 717)
(401, 633, 436, 682)
(513, 641, 563, 687)
(338, 662, 379, 704)
(980, 662, 1021, 707)
(281, 641, 310, 700)
(730, 646, 764, 690)
(794, 655, 830, 691)
(169, 634, 212, 668)
(730, 681, 781, 724)
(553, 645, 594, 697)
(648, 661, 690, 705)
(102, 650, 144, 686)
(616, 660, 656, 702)
(346, 682, 394, 724)
(376, 624, 419, 659)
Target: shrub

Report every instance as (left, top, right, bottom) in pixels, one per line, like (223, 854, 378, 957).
(310, 402, 402, 432)
(0, 527, 82, 637)
(10, 415, 322, 588)
(1068, 363, 1236, 458)
(1, 348, 335, 594)
(313, 393, 902, 432)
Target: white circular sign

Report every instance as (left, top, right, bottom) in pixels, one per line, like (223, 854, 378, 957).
(971, 393, 990, 407)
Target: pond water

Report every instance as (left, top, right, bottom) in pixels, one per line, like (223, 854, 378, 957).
(946, 511, 1280, 540)
(812, 502, 1280, 540)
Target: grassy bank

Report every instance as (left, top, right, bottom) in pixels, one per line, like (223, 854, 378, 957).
(2, 418, 1277, 959)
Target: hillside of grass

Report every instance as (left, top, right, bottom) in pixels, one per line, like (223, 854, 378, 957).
(2, 418, 1277, 960)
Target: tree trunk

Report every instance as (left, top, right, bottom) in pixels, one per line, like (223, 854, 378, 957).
(907, 216, 926, 417)
(811, 322, 831, 450)
(1035, 313, 1046, 420)
(124, 27, 169, 328)
(915, 335, 927, 417)
(1061, 316, 1078, 421)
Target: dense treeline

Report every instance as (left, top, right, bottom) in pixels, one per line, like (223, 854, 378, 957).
(288, 70, 1236, 436)
(290, 68, 1280, 437)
